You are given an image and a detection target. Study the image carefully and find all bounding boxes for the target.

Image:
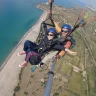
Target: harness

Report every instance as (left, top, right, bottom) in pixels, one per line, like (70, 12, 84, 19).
(32, 0, 81, 65)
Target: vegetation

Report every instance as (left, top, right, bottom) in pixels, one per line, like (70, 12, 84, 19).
(19, 67, 25, 80)
(14, 85, 20, 92)
(13, 85, 20, 96)
(38, 3, 96, 96)
(24, 92, 28, 95)
(14, 3, 96, 96)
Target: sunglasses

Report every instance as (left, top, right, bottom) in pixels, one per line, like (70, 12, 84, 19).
(47, 34, 54, 36)
(61, 30, 69, 33)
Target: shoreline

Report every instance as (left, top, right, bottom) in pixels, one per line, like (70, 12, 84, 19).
(0, 10, 47, 96)
(0, 9, 46, 72)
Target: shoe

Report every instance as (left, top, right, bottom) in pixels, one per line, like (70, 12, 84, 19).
(17, 51, 26, 56)
(19, 64, 27, 67)
(17, 53, 21, 56)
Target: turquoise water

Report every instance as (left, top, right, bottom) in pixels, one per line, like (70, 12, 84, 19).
(0, 0, 86, 66)
(0, 0, 44, 66)
(54, 0, 86, 8)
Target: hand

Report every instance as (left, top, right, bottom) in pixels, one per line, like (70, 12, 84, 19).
(53, 55, 60, 59)
(65, 48, 78, 56)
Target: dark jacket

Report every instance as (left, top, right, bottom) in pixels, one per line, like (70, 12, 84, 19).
(37, 22, 65, 56)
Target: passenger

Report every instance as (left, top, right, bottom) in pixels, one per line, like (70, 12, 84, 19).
(54, 23, 77, 58)
(18, 22, 76, 67)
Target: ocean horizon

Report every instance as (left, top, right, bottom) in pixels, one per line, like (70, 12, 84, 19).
(0, 0, 86, 66)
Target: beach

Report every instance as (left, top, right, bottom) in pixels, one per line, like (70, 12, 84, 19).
(0, 11, 47, 96)
(0, 1, 93, 96)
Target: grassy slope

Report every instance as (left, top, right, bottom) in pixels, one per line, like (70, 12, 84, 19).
(14, 4, 96, 96)
(39, 4, 96, 96)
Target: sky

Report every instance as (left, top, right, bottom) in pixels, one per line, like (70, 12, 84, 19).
(79, 0, 96, 9)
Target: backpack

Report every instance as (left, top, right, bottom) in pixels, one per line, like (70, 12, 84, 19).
(29, 54, 41, 65)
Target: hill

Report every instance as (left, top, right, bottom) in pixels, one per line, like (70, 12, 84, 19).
(13, 3, 96, 96)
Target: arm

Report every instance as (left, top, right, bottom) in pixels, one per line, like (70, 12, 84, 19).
(65, 48, 77, 55)
(57, 41, 71, 57)
(42, 20, 61, 36)
(42, 21, 48, 36)
(53, 21, 61, 33)
(52, 44, 65, 51)
(52, 41, 77, 55)
(57, 41, 77, 57)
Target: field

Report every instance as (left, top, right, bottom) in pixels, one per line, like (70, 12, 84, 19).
(13, 3, 96, 96)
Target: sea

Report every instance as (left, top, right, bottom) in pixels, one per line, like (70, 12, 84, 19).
(0, 0, 86, 66)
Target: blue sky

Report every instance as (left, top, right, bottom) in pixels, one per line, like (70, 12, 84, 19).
(79, 0, 96, 9)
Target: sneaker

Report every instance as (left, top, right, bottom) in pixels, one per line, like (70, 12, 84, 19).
(17, 53, 21, 56)
(17, 51, 26, 56)
(19, 63, 27, 67)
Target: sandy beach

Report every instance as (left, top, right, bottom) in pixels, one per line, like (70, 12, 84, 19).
(0, 11, 48, 96)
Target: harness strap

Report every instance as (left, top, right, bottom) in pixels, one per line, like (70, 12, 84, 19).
(74, 9, 86, 27)
(49, 0, 54, 17)
(43, 0, 55, 26)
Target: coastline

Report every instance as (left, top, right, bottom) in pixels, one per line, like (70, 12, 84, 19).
(0, 9, 46, 71)
(2, 3, 95, 96)
(0, 10, 47, 96)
